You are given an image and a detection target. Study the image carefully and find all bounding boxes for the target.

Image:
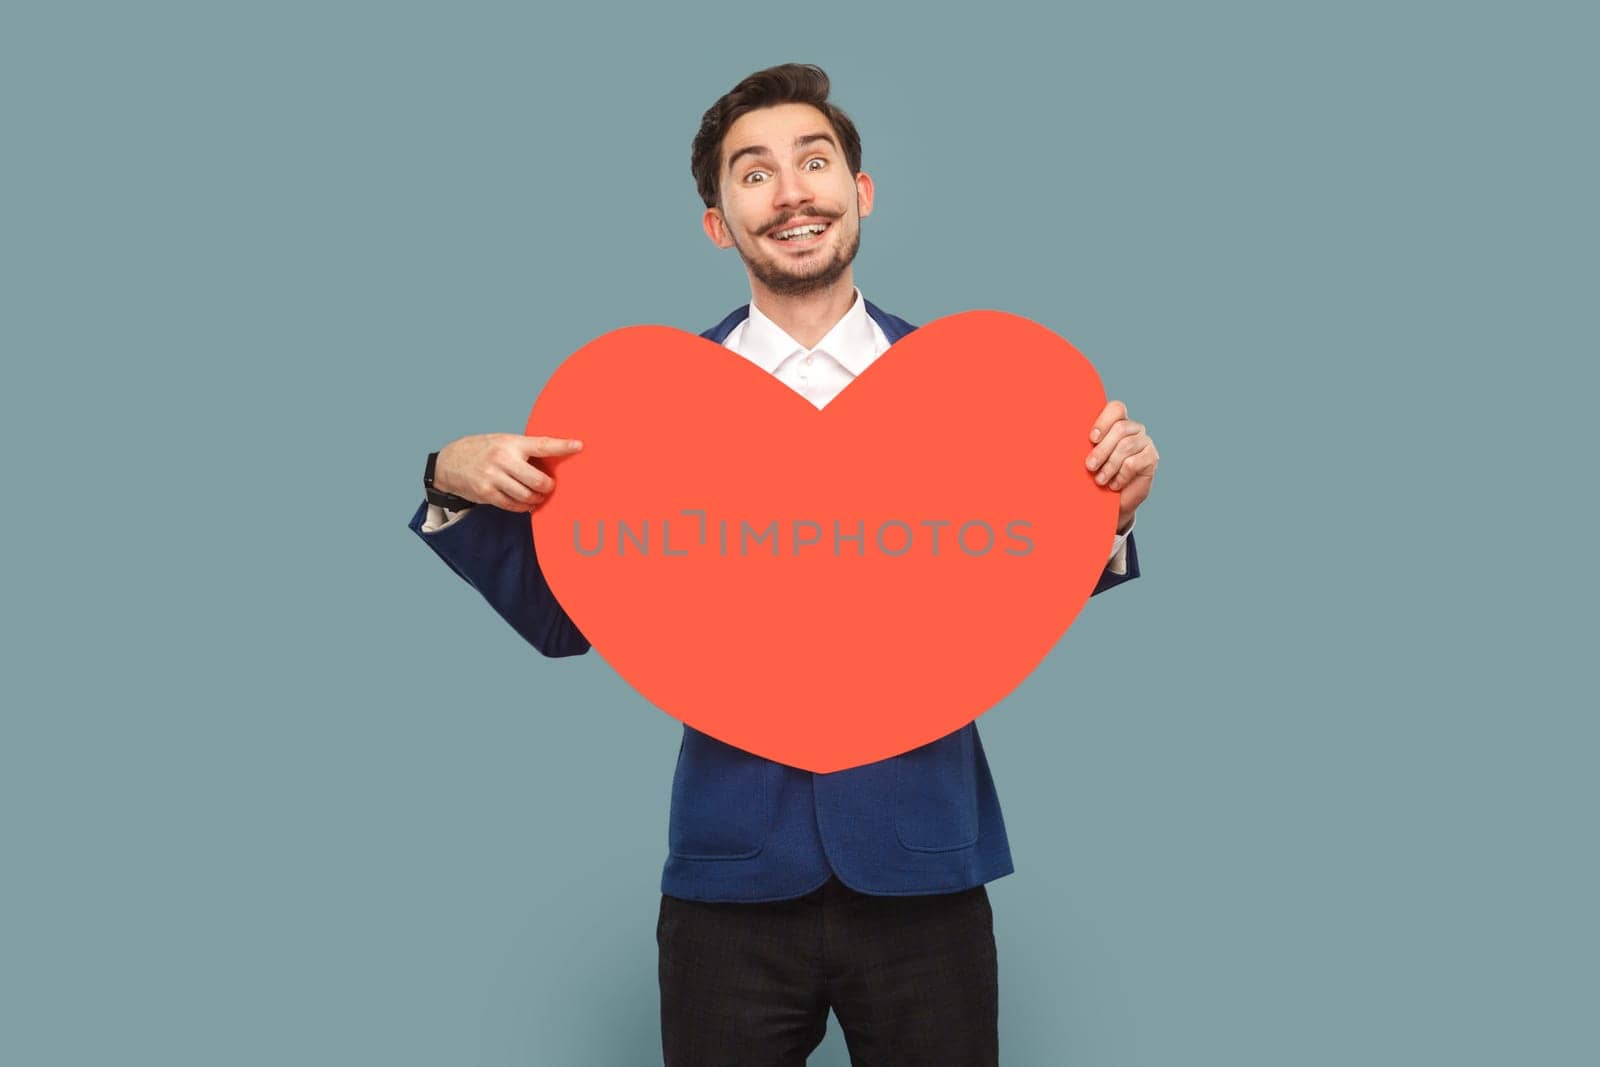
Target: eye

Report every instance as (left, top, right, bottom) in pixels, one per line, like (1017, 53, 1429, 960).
(743, 170, 769, 184)
(805, 157, 827, 171)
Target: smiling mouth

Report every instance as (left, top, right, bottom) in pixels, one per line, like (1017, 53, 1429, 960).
(767, 221, 831, 248)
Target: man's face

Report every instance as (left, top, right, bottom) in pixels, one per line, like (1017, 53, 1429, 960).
(703, 102, 874, 298)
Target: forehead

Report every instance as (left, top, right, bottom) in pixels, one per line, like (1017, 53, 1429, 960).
(721, 102, 836, 164)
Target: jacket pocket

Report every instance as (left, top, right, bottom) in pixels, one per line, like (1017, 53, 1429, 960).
(895, 724, 981, 852)
(668, 729, 773, 860)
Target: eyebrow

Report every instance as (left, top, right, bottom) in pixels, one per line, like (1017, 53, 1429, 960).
(725, 132, 839, 176)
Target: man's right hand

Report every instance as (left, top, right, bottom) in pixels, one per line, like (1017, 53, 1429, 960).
(432, 433, 585, 512)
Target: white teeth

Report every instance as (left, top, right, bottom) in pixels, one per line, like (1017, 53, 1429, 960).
(775, 223, 827, 240)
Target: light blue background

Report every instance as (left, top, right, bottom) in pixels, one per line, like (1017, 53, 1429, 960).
(4, 1, 1594, 1063)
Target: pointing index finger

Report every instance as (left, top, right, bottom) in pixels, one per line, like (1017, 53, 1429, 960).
(522, 435, 585, 457)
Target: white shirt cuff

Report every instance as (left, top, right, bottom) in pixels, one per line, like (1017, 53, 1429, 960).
(420, 502, 474, 534)
(1106, 515, 1134, 576)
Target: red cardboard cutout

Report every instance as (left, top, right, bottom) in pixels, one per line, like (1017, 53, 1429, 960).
(527, 310, 1118, 773)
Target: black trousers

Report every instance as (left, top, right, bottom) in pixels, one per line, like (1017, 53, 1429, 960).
(658, 874, 998, 1065)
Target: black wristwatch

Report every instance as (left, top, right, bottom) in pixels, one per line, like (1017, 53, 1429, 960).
(424, 451, 477, 510)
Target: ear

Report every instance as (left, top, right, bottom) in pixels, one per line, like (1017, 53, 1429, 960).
(854, 171, 875, 220)
(703, 206, 734, 249)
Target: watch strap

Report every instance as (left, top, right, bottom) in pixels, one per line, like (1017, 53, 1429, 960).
(424, 451, 477, 511)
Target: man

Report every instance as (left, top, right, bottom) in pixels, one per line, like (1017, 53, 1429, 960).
(411, 64, 1158, 1065)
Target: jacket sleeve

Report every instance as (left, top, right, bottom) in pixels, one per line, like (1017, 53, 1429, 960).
(408, 501, 592, 657)
(1089, 532, 1140, 597)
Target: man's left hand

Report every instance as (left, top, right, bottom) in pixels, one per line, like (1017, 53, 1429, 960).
(1086, 400, 1158, 533)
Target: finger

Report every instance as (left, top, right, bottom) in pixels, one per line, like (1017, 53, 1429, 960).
(1086, 420, 1143, 472)
(1093, 434, 1145, 485)
(1110, 444, 1158, 491)
(1089, 400, 1128, 444)
(484, 488, 529, 512)
(1107, 448, 1150, 490)
(521, 435, 585, 458)
(492, 472, 544, 509)
(1110, 469, 1145, 492)
(503, 459, 555, 494)
(499, 492, 547, 513)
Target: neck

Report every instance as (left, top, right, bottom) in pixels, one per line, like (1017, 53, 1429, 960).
(747, 271, 858, 349)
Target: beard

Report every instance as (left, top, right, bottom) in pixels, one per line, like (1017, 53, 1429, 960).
(732, 217, 862, 297)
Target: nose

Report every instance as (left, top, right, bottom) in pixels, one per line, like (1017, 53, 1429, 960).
(770, 165, 815, 210)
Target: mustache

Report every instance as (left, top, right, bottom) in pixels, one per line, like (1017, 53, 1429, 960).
(758, 208, 842, 234)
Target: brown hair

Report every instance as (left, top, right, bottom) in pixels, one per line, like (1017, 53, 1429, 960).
(690, 64, 863, 209)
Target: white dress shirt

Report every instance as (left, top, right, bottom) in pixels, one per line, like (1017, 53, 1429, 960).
(422, 287, 1132, 573)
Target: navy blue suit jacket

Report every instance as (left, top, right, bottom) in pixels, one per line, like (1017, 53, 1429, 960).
(409, 299, 1141, 901)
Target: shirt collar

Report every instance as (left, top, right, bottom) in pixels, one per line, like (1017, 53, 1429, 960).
(737, 287, 882, 376)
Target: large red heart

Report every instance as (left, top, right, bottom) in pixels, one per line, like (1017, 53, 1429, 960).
(526, 311, 1118, 773)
